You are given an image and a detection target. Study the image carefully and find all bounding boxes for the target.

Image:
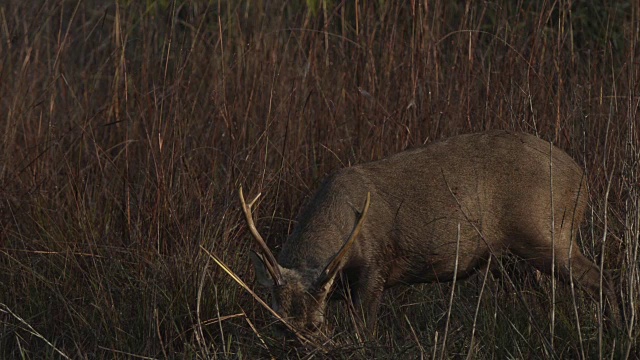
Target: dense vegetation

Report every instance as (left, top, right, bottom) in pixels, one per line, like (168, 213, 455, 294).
(1, 0, 638, 358)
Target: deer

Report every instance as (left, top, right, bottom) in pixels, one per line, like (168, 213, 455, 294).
(240, 130, 620, 340)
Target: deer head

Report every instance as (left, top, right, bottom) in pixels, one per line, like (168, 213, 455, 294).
(239, 187, 370, 336)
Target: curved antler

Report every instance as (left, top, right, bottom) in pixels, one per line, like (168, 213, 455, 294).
(314, 192, 371, 289)
(239, 186, 283, 285)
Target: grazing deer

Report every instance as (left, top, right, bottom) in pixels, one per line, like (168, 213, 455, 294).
(240, 130, 619, 338)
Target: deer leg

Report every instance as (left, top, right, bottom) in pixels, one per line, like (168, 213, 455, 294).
(557, 251, 621, 326)
(351, 269, 386, 337)
(515, 232, 621, 327)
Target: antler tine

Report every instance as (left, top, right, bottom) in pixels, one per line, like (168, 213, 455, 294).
(316, 192, 371, 287)
(247, 193, 261, 208)
(239, 186, 283, 285)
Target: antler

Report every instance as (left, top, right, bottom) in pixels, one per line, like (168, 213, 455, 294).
(315, 192, 371, 289)
(239, 186, 283, 285)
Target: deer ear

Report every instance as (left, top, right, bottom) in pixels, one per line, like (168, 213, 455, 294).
(250, 251, 278, 287)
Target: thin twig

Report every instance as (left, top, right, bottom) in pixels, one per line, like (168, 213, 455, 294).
(440, 223, 461, 360)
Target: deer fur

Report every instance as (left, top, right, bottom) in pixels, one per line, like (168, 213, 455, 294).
(242, 130, 619, 338)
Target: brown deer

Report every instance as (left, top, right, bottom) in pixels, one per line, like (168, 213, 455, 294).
(240, 130, 619, 338)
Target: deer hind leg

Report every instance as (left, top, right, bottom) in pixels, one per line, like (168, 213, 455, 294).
(514, 232, 620, 327)
(556, 250, 621, 326)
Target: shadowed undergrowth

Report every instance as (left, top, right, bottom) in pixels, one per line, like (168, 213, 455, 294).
(0, 0, 638, 358)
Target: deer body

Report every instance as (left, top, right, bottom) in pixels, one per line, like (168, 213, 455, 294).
(244, 130, 615, 337)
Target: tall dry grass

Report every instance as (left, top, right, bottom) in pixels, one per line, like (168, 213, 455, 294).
(0, 0, 638, 358)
